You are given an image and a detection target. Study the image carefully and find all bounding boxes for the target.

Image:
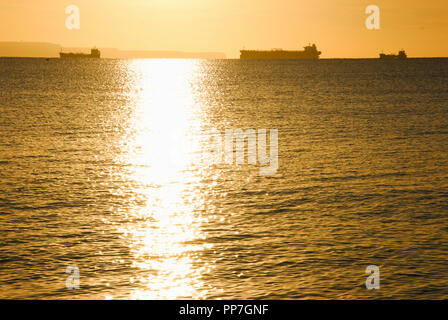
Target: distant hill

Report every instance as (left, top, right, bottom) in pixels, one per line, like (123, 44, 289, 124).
(0, 42, 226, 59)
(0, 42, 61, 58)
(101, 48, 226, 59)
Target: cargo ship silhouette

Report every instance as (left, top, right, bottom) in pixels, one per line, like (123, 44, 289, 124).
(59, 48, 101, 59)
(379, 50, 407, 59)
(240, 44, 321, 60)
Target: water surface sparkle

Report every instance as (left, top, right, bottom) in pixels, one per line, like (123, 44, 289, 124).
(0, 58, 447, 299)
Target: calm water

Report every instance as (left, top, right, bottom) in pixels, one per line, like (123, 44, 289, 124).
(0, 58, 447, 299)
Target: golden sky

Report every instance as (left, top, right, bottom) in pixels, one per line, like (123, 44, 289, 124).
(0, 0, 447, 58)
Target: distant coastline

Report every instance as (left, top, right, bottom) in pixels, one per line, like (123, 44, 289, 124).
(1, 41, 448, 60)
(0, 42, 226, 59)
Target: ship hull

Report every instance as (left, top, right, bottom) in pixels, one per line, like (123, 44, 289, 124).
(379, 51, 407, 59)
(379, 55, 406, 59)
(59, 53, 100, 59)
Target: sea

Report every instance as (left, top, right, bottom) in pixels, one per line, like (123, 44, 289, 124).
(0, 57, 447, 299)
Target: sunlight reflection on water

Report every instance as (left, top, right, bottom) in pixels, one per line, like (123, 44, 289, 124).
(114, 60, 212, 299)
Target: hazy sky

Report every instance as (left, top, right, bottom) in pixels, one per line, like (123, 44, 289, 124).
(0, 0, 447, 58)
